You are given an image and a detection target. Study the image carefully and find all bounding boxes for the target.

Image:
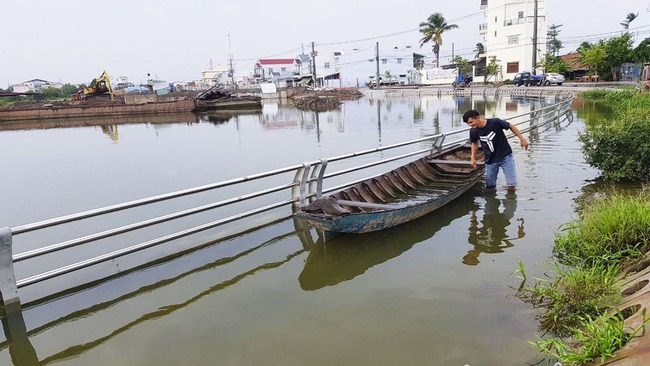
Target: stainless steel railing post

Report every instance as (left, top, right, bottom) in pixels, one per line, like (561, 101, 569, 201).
(0, 227, 19, 306)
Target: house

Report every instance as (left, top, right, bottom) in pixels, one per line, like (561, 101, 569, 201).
(560, 52, 589, 80)
(324, 44, 426, 87)
(254, 59, 299, 83)
(479, 0, 548, 81)
(200, 66, 230, 88)
(11, 79, 64, 93)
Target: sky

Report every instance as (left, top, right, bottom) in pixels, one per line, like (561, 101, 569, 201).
(1, 0, 649, 86)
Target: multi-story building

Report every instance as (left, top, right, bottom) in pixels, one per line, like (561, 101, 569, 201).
(479, 0, 547, 81)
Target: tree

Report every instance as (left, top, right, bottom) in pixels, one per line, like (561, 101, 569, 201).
(60, 83, 79, 98)
(474, 43, 485, 59)
(602, 33, 634, 80)
(419, 13, 459, 67)
(582, 46, 607, 80)
(620, 12, 638, 30)
(547, 24, 563, 57)
(484, 56, 501, 84)
(633, 38, 650, 63)
(451, 56, 472, 76)
(539, 54, 571, 74)
(577, 42, 593, 53)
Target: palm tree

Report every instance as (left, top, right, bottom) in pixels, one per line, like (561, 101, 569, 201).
(621, 12, 638, 30)
(419, 13, 459, 67)
(474, 42, 485, 59)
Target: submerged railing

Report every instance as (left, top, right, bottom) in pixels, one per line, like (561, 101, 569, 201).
(0, 90, 575, 308)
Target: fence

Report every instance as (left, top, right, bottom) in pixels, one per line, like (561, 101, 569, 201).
(0, 89, 575, 308)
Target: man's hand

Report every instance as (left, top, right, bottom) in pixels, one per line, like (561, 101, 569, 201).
(470, 157, 477, 168)
(520, 137, 529, 150)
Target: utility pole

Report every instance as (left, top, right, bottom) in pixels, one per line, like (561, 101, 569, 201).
(228, 33, 235, 86)
(311, 42, 317, 87)
(375, 42, 380, 87)
(531, 0, 539, 74)
(452, 43, 455, 60)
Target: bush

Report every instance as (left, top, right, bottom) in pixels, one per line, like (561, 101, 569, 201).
(579, 90, 650, 182)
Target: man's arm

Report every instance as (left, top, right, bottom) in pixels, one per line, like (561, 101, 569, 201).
(509, 124, 529, 150)
(470, 142, 479, 168)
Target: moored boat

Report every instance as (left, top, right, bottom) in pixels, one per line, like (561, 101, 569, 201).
(295, 143, 485, 234)
(192, 85, 262, 112)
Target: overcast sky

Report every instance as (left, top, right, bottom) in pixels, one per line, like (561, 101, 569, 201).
(1, 0, 648, 86)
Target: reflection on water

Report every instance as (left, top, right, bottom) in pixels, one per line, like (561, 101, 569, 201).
(299, 193, 479, 290)
(463, 191, 525, 266)
(571, 97, 614, 126)
(0, 93, 592, 366)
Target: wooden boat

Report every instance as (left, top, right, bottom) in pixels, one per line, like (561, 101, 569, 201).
(299, 195, 480, 290)
(295, 143, 485, 234)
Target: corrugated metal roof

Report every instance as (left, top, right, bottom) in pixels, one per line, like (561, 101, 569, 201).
(258, 59, 295, 65)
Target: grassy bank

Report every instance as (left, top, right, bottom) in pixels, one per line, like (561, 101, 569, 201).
(518, 192, 650, 364)
(517, 89, 650, 364)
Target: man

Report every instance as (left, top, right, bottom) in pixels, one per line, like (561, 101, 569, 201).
(463, 109, 529, 190)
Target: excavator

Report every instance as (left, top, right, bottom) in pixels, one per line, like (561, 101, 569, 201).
(74, 70, 115, 101)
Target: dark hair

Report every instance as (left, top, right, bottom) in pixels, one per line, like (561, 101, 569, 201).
(462, 110, 480, 123)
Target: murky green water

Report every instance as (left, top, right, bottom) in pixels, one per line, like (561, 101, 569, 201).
(0, 94, 630, 365)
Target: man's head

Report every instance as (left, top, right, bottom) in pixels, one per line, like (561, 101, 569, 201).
(463, 109, 481, 127)
(462, 110, 480, 123)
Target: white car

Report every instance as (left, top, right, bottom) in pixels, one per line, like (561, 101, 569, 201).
(544, 73, 565, 86)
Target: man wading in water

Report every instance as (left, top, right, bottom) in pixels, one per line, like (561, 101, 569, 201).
(463, 110, 529, 191)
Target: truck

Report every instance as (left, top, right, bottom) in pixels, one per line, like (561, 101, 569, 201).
(513, 72, 543, 87)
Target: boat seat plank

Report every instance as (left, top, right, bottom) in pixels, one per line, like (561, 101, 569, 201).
(428, 159, 485, 166)
(336, 200, 398, 211)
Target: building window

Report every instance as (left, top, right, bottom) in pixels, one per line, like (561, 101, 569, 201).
(495, 16, 497, 23)
(281, 67, 286, 72)
(506, 62, 519, 73)
(508, 35, 519, 45)
(381, 59, 387, 64)
(268, 68, 273, 74)
(397, 58, 403, 64)
(518, 11, 524, 18)
(324, 62, 330, 69)
(494, 31, 497, 37)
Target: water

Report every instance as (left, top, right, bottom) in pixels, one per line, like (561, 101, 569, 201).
(0, 94, 612, 365)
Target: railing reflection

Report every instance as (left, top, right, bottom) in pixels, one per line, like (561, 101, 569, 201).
(0, 218, 307, 365)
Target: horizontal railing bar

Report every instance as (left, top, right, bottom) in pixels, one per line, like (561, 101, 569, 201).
(12, 165, 305, 235)
(13, 182, 298, 262)
(316, 133, 443, 164)
(17, 198, 298, 288)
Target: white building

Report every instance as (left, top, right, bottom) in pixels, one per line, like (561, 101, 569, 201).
(11, 79, 64, 93)
(480, 0, 547, 81)
(200, 65, 230, 88)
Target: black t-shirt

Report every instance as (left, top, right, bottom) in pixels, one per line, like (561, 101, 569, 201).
(469, 118, 512, 164)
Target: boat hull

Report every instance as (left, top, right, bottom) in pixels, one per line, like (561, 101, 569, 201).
(295, 143, 484, 234)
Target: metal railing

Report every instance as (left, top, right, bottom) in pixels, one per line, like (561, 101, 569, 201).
(0, 89, 575, 307)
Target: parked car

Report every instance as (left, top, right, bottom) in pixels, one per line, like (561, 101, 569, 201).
(513, 72, 543, 86)
(543, 72, 565, 86)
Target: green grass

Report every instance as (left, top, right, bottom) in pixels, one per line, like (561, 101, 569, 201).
(518, 261, 621, 336)
(517, 192, 650, 364)
(553, 193, 650, 267)
(533, 310, 648, 365)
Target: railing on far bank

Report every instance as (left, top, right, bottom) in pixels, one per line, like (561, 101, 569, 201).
(0, 90, 575, 308)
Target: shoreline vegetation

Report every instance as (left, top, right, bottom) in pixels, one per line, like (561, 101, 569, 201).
(517, 89, 650, 365)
